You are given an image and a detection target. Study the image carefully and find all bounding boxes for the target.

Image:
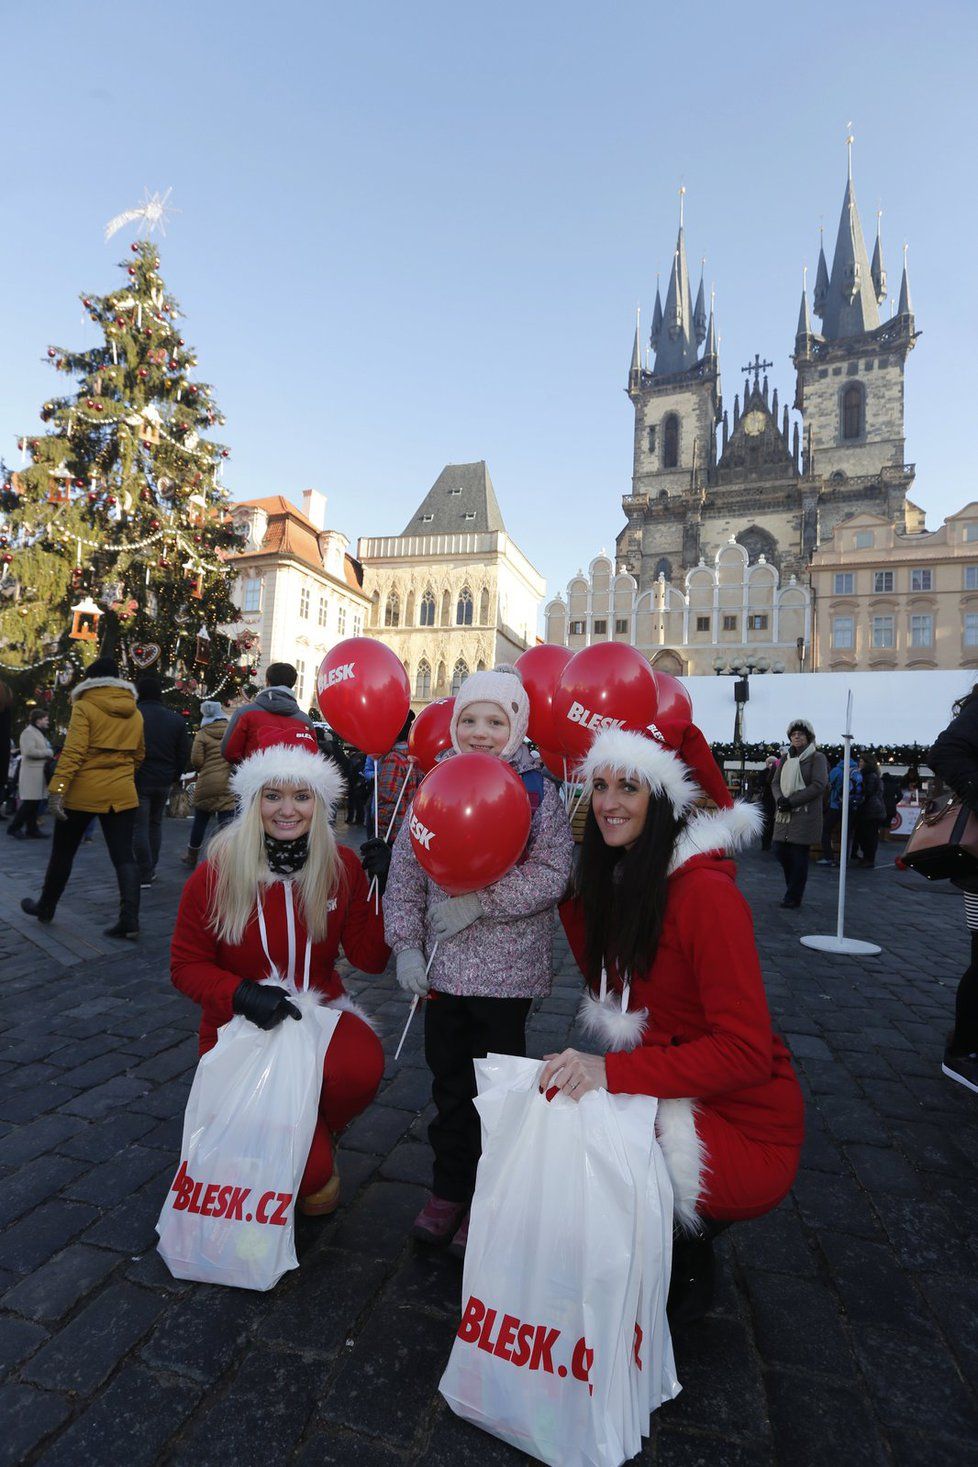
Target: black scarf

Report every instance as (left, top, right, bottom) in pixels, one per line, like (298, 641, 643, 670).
(263, 832, 309, 875)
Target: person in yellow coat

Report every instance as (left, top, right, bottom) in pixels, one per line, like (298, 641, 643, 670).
(21, 656, 145, 939)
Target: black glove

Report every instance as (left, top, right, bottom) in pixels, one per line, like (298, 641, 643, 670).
(777, 797, 792, 813)
(360, 837, 392, 895)
(232, 981, 301, 1030)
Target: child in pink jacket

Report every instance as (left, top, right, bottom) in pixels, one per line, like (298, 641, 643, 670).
(383, 665, 573, 1254)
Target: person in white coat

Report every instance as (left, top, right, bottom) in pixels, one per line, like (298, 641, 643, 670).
(7, 710, 53, 840)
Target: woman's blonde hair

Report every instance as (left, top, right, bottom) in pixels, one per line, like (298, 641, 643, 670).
(205, 779, 344, 946)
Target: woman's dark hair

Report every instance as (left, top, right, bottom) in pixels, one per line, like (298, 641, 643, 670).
(859, 753, 878, 774)
(953, 683, 978, 718)
(575, 791, 683, 986)
(28, 708, 48, 727)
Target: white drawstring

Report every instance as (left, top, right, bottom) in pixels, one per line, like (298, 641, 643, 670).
(256, 883, 312, 992)
(598, 964, 630, 1014)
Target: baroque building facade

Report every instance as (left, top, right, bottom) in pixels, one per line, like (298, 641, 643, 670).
(358, 461, 544, 707)
(546, 148, 923, 674)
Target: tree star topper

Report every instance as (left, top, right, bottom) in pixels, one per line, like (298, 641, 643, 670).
(104, 188, 176, 242)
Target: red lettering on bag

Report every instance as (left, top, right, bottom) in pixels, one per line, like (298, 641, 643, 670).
(510, 1322, 534, 1367)
(170, 1161, 193, 1211)
(226, 1186, 249, 1220)
(187, 1180, 204, 1214)
(458, 1295, 485, 1343)
(493, 1314, 519, 1361)
(476, 1308, 499, 1354)
(168, 1165, 254, 1223)
(571, 1336, 595, 1395)
(633, 1322, 643, 1371)
(255, 1191, 276, 1224)
(200, 1182, 220, 1217)
(215, 1185, 234, 1219)
(529, 1325, 560, 1374)
(270, 1193, 292, 1226)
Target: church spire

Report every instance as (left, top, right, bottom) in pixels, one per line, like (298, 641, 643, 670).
(871, 210, 887, 303)
(819, 132, 881, 340)
(704, 286, 717, 359)
(629, 305, 641, 385)
(796, 266, 813, 356)
(693, 261, 708, 346)
(652, 187, 699, 377)
(897, 244, 913, 317)
(649, 277, 663, 353)
(813, 229, 830, 318)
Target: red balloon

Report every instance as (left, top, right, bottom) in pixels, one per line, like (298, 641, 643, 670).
(515, 644, 572, 749)
(410, 753, 531, 896)
(408, 697, 455, 773)
(552, 643, 659, 760)
(316, 637, 410, 757)
(649, 670, 693, 749)
(536, 747, 568, 782)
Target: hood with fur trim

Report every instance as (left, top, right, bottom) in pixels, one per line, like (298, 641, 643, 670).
(71, 675, 138, 710)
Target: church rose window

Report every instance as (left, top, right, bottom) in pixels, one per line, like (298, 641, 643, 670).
(842, 384, 863, 440)
(662, 415, 679, 468)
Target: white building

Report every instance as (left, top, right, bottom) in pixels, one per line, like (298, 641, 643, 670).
(228, 490, 371, 709)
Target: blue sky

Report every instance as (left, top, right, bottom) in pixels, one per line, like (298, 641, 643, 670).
(3, 1, 975, 609)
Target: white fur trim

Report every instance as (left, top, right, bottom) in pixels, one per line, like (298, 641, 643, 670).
(71, 676, 137, 702)
(577, 991, 648, 1051)
(230, 746, 345, 811)
(577, 728, 699, 817)
(326, 992, 380, 1034)
(668, 800, 764, 874)
(655, 1097, 707, 1233)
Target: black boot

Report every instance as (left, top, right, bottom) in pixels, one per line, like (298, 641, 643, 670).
(667, 1219, 731, 1329)
(21, 897, 55, 924)
(104, 863, 140, 940)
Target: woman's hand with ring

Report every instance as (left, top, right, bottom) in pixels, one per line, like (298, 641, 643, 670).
(538, 1048, 607, 1102)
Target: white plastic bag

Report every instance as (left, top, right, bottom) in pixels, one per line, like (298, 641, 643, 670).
(156, 985, 338, 1291)
(439, 1055, 680, 1467)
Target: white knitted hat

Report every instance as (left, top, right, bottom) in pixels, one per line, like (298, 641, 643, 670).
(450, 663, 530, 761)
(230, 746, 345, 813)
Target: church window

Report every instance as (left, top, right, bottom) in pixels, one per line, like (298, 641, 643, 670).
(832, 616, 854, 650)
(872, 616, 895, 649)
(615, 618, 629, 635)
(654, 557, 672, 581)
(966, 614, 978, 647)
(440, 590, 451, 625)
(722, 614, 737, 632)
(569, 620, 585, 635)
(647, 425, 657, 454)
(405, 590, 416, 624)
(592, 619, 607, 635)
(910, 568, 932, 592)
(480, 588, 491, 623)
(696, 616, 711, 633)
(436, 660, 447, 693)
(854, 531, 874, 550)
(910, 614, 933, 647)
(419, 589, 436, 626)
(965, 524, 978, 543)
(370, 590, 381, 627)
(966, 567, 978, 591)
(415, 659, 432, 699)
(662, 415, 679, 469)
(834, 573, 854, 595)
(747, 614, 768, 631)
(451, 658, 469, 695)
(842, 384, 864, 440)
(736, 528, 777, 566)
(384, 590, 400, 627)
(456, 587, 473, 625)
(873, 571, 894, 593)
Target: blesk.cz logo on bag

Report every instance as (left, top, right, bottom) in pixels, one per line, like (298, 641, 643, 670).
(457, 1295, 597, 1394)
(565, 701, 625, 734)
(168, 1161, 292, 1226)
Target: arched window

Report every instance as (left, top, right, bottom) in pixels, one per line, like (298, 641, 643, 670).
(370, 590, 380, 628)
(479, 587, 491, 624)
(419, 589, 436, 627)
(662, 414, 679, 469)
(436, 659, 447, 694)
(415, 658, 431, 699)
(440, 590, 451, 626)
(405, 590, 416, 624)
(477, 659, 487, 672)
(451, 658, 469, 695)
(654, 557, 672, 581)
(384, 590, 400, 628)
(456, 587, 473, 626)
(842, 384, 863, 441)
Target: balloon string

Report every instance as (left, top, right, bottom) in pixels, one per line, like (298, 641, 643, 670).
(393, 940, 438, 1062)
(366, 760, 415, 907)
(372, 763, 380, 914)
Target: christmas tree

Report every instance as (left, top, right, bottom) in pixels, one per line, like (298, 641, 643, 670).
(0, 235, 257, 714)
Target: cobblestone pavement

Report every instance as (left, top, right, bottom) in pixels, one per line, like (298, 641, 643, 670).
(0, 811, 976, 1466)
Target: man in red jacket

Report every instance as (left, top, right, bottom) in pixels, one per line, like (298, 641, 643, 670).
(221, 663, 319, 764)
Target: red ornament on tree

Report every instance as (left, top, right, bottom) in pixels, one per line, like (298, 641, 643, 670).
(138, 368, 148, 379)
(150, 518, 160, 530)
(127, 266, 136, 276)
(47, 347, 56, 358)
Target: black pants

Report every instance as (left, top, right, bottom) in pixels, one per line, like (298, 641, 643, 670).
(38, 807, 139, 923)
(774, 840, 810, 905)
(424, 992, 532, 1205)
(855, 816, 880, 865)
(132, 788, 168, 880)
(8, 798, 41, 835)
(951, 930, 978, 1054)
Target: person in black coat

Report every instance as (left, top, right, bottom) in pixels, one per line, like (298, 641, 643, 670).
(133, 674, 191, 886)
(854, 754, 886, 869)
(0, 680, 12, 820)
(929, 684, 978, 1093)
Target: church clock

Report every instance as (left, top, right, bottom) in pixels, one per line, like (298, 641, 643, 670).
(742, 409, 766, 437)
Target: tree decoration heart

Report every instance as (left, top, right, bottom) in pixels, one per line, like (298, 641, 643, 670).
(130, 642, 161, 669)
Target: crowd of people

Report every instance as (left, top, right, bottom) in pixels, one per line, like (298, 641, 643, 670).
(1, 658, 975, 1331)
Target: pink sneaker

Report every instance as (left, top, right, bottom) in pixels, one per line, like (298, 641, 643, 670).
(447, 1210, 470, 1260)
(411, 1194, 465, 1245)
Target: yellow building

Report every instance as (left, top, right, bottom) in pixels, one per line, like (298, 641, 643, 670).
(810, 503, 978, 671)
(358, 462, 544, 706)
